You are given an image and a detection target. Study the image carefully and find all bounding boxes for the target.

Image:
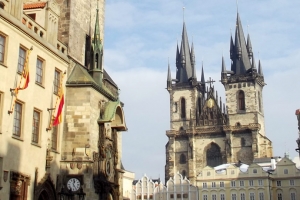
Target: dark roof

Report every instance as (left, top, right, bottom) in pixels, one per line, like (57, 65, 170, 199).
(103, 69, 118, 89)
(23, 2, 47, 10)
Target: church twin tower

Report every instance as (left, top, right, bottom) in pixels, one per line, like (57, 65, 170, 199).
(165, 13, 273, 183)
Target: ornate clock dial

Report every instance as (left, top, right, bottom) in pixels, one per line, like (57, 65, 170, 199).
(67, 178, 81, 192)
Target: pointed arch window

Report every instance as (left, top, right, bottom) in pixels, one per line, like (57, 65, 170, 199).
(206, 143, 222, 167)
(258, 91, 262, 112)
(181, 98, 186, 118)
(238, 91, 245, 110)
(182, 170, 186, 177)
(180, 153, 186, 164)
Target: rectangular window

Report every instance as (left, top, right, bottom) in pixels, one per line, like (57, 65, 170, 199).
(212, 194, 216, 200)
(231, 181, 235, 187)
(220, 181, 224, 187)
(250, 193, 255, 200)
(231, 194, 236, 200)
(291, 193, 296, 200)
(258, 180, 263, 186)
(241, 193, 245, 200)
(259, 192, 264, 200)
(240, 180, 244, 187)
(277, 193, 282, 200)
(249, 180, 254, 186)
(221, 194, 225, 200)
(203, 195, 207, 200)
(276, 181, 281, 186)
(32, 110, 40, 143)
(290, 180, 294, 186)
(51, 126, 58, 150)
(284, 169, 288, 174)
(0, 34, 6, 63)
(13, 102, 22, 137)
(211, 182, 216, 188)
(54, 69, 60, 94)
(18, 47, 26, 73)
(36, 58, 44, 85)
(202, 182, 207, 188)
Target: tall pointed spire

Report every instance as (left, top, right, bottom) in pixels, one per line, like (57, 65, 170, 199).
(175, 43, 180, 81)
(258, 60, 263, 76)
(191, 42, 196, 79)
(247, 34, 253, 58)
(167, 60, 172, 91)
(222, 56, 226, 73)
(252, 54, 256, 70)
(89, 4, 104, 86)
(230, 12, 252, 75)
(201, 63, 205, 92)
(176, 22, 193, 83)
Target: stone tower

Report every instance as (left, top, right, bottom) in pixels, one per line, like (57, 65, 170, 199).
(165, 13, 273, 184)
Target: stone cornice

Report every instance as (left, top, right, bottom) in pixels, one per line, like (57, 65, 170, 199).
(166, 123, 261, 137)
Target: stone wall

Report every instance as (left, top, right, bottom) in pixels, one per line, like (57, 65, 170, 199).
(57, 0, 105, 65)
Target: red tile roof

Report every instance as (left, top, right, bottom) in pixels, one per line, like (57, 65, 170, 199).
(23, 2, 47, 10)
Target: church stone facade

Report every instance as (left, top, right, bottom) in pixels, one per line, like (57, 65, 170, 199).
(165, 13, 273, 184)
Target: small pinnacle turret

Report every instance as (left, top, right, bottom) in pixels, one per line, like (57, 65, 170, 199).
(167, 62, 172, 91)
(258, 60, 263, 76)
(89, 6, 104, 86)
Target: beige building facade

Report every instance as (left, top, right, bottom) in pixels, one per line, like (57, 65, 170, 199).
(0, 0, 127, 199)
(196, 156, 300, 200)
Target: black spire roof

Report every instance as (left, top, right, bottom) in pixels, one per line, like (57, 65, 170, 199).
(230, 13, 252, 75)
(176, 22, 193, 83)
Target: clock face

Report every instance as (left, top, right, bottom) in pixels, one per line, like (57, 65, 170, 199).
(67, 178, 80, 192)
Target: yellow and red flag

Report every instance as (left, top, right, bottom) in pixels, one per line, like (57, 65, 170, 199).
(53, 87, 64, 126)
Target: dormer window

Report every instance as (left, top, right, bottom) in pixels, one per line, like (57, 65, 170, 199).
(27, 13, 36, 20)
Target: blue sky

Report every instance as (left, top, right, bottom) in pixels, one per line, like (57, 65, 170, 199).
(103, 0, 300, 181)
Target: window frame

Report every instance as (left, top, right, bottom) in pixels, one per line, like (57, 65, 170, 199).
(231, 181, 235, 187)
(220, 181, 224, 188)
(0, 32, 7, 65)
(289, 179, 294, 186)
(258, 179, 263, 186)
(284, 169, 288, 174)
(250, 192, 255, 200)
(238, 90, 245, 111)
(18, 46, 27, 73)
(202, 182, 207, 188)
(54, 68, 61, 95)
(240, 180, 244, 187)
(241, 193, 245, 200)
(35, 57, 45, 86)
(180, 97, 186, 119)
(259, 192, 264, 200)
(276, 181, 281, 187)
(12, 101, 24, 138)
(231, 193, 236, 200)
(32, 109, 41, 144)
(249, 180, 254, 186)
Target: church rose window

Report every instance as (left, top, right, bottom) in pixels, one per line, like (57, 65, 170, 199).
(206, 143, 222, 167)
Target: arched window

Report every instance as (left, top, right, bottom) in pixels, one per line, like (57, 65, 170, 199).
(182, 170, 186, 177)
(258, 91, 262, 112)
(181, 98, 186, 118)
(238, 91, 245, 110)
(180, 153, 186, 164)
(206, 143, 222, 167)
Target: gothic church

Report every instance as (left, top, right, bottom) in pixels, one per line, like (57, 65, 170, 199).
(165, 12, 273, 184)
